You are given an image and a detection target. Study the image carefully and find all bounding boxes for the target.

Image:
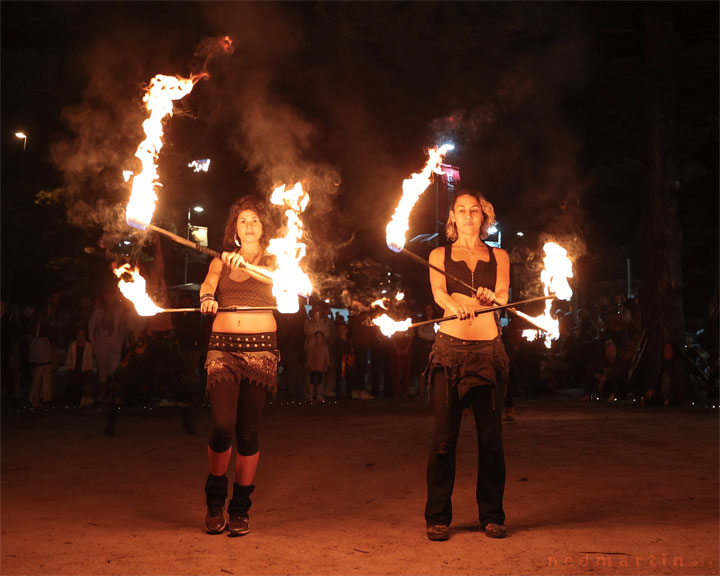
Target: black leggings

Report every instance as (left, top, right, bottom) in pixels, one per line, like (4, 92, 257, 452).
(208, 377, 267, 456)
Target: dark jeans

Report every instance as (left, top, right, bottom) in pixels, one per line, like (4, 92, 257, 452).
(65, 371, 90, 405)
(425, 369, 506, 527)
(309, 370, 325, 398)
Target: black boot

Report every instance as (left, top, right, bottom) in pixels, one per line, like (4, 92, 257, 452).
(227, 483, 254, 537)
(204, 474, 228, 534)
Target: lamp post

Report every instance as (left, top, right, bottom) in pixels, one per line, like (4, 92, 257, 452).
(15, 132, 27, 151)
(15, 132, 27, 175)
(184, 205, 204, 284)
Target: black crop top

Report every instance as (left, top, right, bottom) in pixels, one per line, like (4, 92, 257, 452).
(216, 254, 275, 307)
(444, 244, 497, 297)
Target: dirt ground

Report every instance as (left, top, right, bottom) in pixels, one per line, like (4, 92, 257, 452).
(2, 392, 718, 576)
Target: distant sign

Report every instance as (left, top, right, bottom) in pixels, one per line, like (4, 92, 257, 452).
(188, 159, 211, 173)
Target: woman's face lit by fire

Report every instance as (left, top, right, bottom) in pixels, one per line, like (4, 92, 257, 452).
(450, 193, 483, 234)
(236, 210, 263, 246)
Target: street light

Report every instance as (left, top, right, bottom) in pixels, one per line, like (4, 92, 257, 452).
(184, 205, 205, 284)
(15, 132, 27, 151)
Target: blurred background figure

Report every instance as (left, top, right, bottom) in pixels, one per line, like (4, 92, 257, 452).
(64, 327, 94, 406)
(88, 287, 127, 406)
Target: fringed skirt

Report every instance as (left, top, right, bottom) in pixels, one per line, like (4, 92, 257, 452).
(205, 332, 279, 397)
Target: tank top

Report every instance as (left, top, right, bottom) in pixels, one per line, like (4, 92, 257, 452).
(444, 244, 497, 297)
(216, 254, 275, 307)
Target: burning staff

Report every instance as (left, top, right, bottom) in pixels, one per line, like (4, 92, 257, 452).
(397, 247, 553, 333)
(120, 59, 311, 313)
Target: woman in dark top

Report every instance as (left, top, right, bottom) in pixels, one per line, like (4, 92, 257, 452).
(199, 195, 278, 537)
(424, 190, 511, 541)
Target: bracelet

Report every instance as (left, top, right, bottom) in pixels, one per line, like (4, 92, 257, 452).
(200, 294, 216, 303)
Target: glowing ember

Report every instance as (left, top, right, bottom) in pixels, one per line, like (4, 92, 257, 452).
(126, 73, 205, 230)
(372, 314, 413, 337)
(267, 183, 313, 313)
(385, 144, 454, 253)
(371, 298, 389, 310)
(113, 264, 164, 316)
(520, 242, 574, 348)
(395, 291, 405, 302)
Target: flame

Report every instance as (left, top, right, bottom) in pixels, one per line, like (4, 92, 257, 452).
(372, 314, 413, 337)
(267, 182, 312, 313)
(520, 242, 574, 348)
(113, 264, 164, 316)
(385, 144, 454, 253)
(371, 298, 389, 310)
(395, 291, 405, 302)
(126, 73, 205, 230)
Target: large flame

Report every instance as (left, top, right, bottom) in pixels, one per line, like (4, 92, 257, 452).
(113, 264, 164, 317)
(372, 314, 413, 337)
(267, 183, 313, 313)
(126, 73, 205, 230)
(520, 242, 574, 348)
(385, 144, 454, 253)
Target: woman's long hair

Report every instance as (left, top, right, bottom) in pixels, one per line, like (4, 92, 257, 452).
(445, 190, 496, 242)
(222, 195, 274, 251)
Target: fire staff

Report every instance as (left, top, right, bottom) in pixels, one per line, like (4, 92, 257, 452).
(424, 189, 511, 541)
(199, 194, 279, 537)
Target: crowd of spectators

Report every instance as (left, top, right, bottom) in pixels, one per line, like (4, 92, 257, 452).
(2, 287, 718, 413)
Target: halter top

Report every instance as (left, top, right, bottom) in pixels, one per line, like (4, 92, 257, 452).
(443, 244, 497, 297)
(216, 253, 275, 307)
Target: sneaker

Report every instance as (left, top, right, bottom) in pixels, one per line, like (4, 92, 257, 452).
(482, 523, 507, 539)
(426, 524, 449, 541)
(227, 514, 250, 537)
(205, 506, 226, 534)
(358, 390, 375, 400)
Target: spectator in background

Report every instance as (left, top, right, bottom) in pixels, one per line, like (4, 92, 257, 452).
(369, 325, 391, 397)
(66, 295, 94, 341)
(346, 291, 374, 398)
(414, 304, 438, 401)
(28, 292, 64, 407)
(173, 291, 203, 399)
(276, 307, 306, 400)
(646, 341, 688, 406)
(306, 330, 330, 402)
(390, 303, 414, 400)
(333, 322, 355, 399)
(1, 300, 24, 409)
(106, 234, 195, 435)
(304, 304, 335, 400)
(584, 338, 629, 402)
(88, 287, 127, 406)
(64, 327, 94, 406)
(606, 292, 632, 351)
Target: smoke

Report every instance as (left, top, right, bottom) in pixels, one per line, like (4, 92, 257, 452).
(48, 2, 594, 302)
(428, 4, 590, 259)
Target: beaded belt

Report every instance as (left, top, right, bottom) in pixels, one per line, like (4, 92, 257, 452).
(208, 332, 277, 353)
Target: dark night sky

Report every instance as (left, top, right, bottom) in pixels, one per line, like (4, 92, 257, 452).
(1, 2, 718, 324)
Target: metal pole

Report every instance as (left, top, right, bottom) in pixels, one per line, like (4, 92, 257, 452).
(184, 209, 191, 284)
(626, 258, 632, 299)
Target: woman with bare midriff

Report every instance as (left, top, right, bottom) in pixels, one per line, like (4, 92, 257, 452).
(199, 195, 278, 537)
(424, 190, 511, 542)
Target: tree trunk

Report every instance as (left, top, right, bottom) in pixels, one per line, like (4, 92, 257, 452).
(638, 9, 685, 392)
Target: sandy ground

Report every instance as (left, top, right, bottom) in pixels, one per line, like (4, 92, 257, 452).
(1, 392, 718, 576)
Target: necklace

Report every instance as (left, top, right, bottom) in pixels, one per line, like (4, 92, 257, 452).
(457, 244, 477, 255)
(241, 250, 263, 265)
